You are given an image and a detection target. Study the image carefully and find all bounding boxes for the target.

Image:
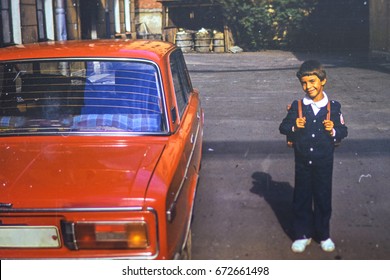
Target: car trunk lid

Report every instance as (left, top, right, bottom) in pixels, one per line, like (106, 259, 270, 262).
(0, 138, 165, 209)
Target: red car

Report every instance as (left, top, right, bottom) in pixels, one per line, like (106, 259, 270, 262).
(0, 40, 203, 259)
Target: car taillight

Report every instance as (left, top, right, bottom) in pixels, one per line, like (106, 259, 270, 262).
(62, 221, 149, 250)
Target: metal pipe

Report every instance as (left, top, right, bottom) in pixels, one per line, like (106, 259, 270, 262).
(55, 0, 68, 76)
(105, 0, 111, 38)
(55, 0, 67, 41)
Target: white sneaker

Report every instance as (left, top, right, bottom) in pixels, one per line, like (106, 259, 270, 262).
(291, 238, 311, 253)
(320, 238, 335, 252)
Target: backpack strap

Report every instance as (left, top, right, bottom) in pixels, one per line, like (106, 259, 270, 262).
(326, 101, 331, 120)
(286, 99, 302, 148)
(297, 99, 303, 118)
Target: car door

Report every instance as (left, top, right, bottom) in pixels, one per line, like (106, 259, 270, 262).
(166, 50, 203, 258)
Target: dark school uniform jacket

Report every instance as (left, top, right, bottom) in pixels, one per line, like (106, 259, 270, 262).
(279, 99, 348, 165)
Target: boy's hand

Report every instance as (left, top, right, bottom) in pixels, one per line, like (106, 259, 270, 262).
(323, 120, 334, 135)
(295, 117, 306, 129)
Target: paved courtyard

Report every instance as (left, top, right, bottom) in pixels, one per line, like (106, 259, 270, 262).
(184, 51, 390, 260)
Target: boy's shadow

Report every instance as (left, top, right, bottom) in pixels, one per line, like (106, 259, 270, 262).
(250, 172, 294, 241)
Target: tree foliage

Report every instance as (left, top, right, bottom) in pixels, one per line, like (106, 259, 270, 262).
(214, 0, 368, 51)
(214, 0, 318, 50)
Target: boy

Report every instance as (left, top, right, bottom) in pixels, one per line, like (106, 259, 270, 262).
(279, 60, 348, 253)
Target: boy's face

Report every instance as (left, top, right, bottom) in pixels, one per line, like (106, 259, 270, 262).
(299, 75, 327, 102)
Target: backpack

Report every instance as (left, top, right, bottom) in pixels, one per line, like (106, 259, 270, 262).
(286, 99, 333, 147)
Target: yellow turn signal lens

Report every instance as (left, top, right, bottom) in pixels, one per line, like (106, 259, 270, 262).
(74, 222, 149, 249)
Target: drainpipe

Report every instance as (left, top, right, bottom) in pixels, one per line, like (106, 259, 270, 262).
(55, 0, 68, 76)
(55, 0, 67, 41)
(105, 0, 111, 38)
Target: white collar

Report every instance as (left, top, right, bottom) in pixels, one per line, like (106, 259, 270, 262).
(303, 92, 329, 108)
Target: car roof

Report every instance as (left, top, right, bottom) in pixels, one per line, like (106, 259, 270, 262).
(0, 39, 177, 63)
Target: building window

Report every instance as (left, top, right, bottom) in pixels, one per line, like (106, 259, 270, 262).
(37, 0, 47, 41)
(0, 0, 13, 45)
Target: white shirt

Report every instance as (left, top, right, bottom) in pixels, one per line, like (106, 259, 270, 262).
(302, 92, 329, 115)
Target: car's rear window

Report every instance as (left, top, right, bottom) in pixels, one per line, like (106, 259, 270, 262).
(0, 60, 165, 135)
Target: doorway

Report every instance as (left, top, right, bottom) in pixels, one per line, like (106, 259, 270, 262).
(79, 0, 98, 39)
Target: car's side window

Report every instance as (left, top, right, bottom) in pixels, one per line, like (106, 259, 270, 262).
(170, 50, 192, 118)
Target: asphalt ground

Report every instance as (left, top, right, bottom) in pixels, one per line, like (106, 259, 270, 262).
(184, 50, 390, 260)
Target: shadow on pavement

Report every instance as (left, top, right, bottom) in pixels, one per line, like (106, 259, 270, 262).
(250, 172, 295, 241)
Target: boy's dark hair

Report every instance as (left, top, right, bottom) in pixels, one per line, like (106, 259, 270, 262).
(296, 60, 326, 81)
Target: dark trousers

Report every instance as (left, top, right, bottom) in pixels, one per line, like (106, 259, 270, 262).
(293, 159, 333, 241)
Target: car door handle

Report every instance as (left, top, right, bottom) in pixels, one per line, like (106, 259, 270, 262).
(190, 133, 195, 144)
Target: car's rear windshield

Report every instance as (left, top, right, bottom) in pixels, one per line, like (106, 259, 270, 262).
(0, 59, 165, 135)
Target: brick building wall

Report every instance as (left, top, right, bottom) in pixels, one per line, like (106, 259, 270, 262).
(1, 0, 138, 46)
(20, 0, 38, 44)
